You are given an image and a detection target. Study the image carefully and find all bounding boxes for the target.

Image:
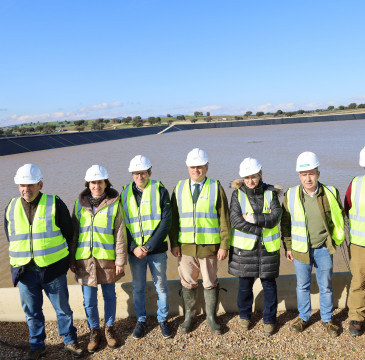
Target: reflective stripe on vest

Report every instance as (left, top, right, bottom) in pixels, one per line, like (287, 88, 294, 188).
(75, 199, 119, 260)
(231, 190, 280, 252)
(6, 194, 68, 267)
(349, 175, 365, 246)
(176, 178, 221, 245)
(287, 184, 344, 253)
(121, 180, 165, 246)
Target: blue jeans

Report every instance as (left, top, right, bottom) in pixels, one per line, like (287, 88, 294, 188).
(237, 277, 278, 324)
(128, 252, 169, 323)
(18, 268, 77, 350)
(294, 246, 333, 322)
(82, 283, 116, 328)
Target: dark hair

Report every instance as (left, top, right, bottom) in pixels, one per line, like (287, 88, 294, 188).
(84, 179, 112, 189)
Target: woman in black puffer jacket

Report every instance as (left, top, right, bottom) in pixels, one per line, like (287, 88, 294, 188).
(228, 157, 282, 336)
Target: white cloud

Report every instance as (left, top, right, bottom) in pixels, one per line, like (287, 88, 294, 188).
(0, 101, 124, 126)
(195, 105, 222, 112)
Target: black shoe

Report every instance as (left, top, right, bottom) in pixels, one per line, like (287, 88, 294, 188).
(133, 321, 146, 339)
(160, 320, 172, 338)
(349, 320, 362, 337)
(24, 347, 46, 360)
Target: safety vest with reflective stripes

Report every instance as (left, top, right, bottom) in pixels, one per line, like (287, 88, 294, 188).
(231, 190, 280, 252)
(175, 178, 221, 245)
(5, 194, 69, 267)
(287, 184, 344, 253)
(75, 199, 119, 260)
(349, 175, 365, 246)
(121, 180, 166, 246)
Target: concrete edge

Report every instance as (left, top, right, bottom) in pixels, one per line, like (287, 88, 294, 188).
(0, 272, 351, 322)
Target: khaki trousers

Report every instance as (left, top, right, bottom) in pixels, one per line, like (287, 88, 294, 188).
(178, 254, 218, 289)
(348, 243, 365, 321)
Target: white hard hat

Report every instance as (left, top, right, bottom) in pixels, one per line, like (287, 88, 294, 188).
(14, 164, 43, 185)
(128, 155, 152, 172)
(85, 165, 109, 181)
(359, 147, 365, 167)
(296, 151, 320, 172)
(239, 158, 262, 177)
(186, 148, 209, 167)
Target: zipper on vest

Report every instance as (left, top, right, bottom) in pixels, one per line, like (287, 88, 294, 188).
(137, 206, 144, 244)
(193, 203, 196, 243)
(91, 216, 94, 253)
(29, 224, 34, 259)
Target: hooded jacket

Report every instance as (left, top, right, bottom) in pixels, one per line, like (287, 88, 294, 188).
(70, 187, 127, 287)
(228, 179, 282, 279)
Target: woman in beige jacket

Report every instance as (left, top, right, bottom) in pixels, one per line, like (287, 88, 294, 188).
(70, 165, 127, 353)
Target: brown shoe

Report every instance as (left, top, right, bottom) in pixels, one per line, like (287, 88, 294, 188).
(87, 328, 102, 353)
(239, 318, 250, 331)
(264, 323, 276, 336)
(291, 318, 308, 333)
(322, 321, 340, 337)
(105, 325, 118, 349)
(64, 342, 83, 358)
(349, 320, 362, 337)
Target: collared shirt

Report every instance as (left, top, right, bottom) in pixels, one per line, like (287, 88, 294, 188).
(302, 184, 319, 198)
(190, 177, 207, 196)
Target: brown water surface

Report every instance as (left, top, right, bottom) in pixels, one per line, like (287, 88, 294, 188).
(1, 120, 363, 287)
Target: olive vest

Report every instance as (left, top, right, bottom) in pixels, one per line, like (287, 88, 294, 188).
(287, 184, 344, 253)
(6, 194, 69, 267)
(349, 175, 365, 246)
(175, 178, 221, 245)
(121, 180, 165, 246)
(75, 199, 119, 260)
(231, 190, 280, 252)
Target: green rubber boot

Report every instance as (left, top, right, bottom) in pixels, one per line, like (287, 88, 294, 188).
(204, 287, 221, 334)
(181, 287, 197, 333)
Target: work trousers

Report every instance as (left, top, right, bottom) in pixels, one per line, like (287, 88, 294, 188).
(178, 254, 218, 289)
(348, 243, 365, 321)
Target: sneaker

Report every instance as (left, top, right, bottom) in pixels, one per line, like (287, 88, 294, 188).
(160, 320, 172, 339)
(349, 320, 362, 337)
(291, 318, 308, 333)
(87, 328, 102, 353)
(24, 347, 46, 360)
(64, 342, 83, 358)
(239, 318, 250, 330)
(322, 321, 340, 338)
(133, 321, 146, 339)
(105, 325, 118, 349)
(264, 323, 276, 336)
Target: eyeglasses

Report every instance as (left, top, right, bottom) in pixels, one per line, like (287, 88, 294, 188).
(132, 171, 149, 177)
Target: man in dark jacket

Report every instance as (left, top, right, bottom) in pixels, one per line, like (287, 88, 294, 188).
(121, 155, 172, 340)
(4, 164, 82, 360)
(229, 157, 282, 336)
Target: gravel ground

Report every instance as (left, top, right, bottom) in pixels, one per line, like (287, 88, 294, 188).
(0, 309, 364, 360)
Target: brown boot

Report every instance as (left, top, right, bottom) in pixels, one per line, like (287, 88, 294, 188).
(87, 328, 101, 353)
(105, 325, 118, 349)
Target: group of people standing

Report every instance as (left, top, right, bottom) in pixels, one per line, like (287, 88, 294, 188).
(4, 146, 365, 360)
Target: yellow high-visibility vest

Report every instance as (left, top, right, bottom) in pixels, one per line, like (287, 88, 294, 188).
(349, 175, 365, 246)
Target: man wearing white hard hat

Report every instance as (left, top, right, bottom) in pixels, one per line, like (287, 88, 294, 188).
(229, 158, 282, 336)
(344, 146, 365, 337)
(281, 152, 345, 337)
(4, 164, 82, 359)
(121, 155, 172, 339)
(70, 165, 127, 352)
(170, 148, 231, 334)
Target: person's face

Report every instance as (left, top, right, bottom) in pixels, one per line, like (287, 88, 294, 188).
(18, 181, 43, 202)
(299, 169, 320, 194)
(132, 170, 151, 189)
(89, 180, 107, 197)
(188, 164, 208, 183)
(243, 173, 261, 189)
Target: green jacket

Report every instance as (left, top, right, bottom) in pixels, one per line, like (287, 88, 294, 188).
(281, 182, 344, 264)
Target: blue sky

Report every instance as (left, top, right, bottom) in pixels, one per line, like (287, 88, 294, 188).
(1, 0, 365, 126)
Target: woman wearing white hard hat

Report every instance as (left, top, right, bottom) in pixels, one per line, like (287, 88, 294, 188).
(229, 157, 282, 336)
(70, 165, 127, 353)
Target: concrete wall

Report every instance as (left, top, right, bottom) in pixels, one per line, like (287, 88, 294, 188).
(0, 273, 351, 322)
